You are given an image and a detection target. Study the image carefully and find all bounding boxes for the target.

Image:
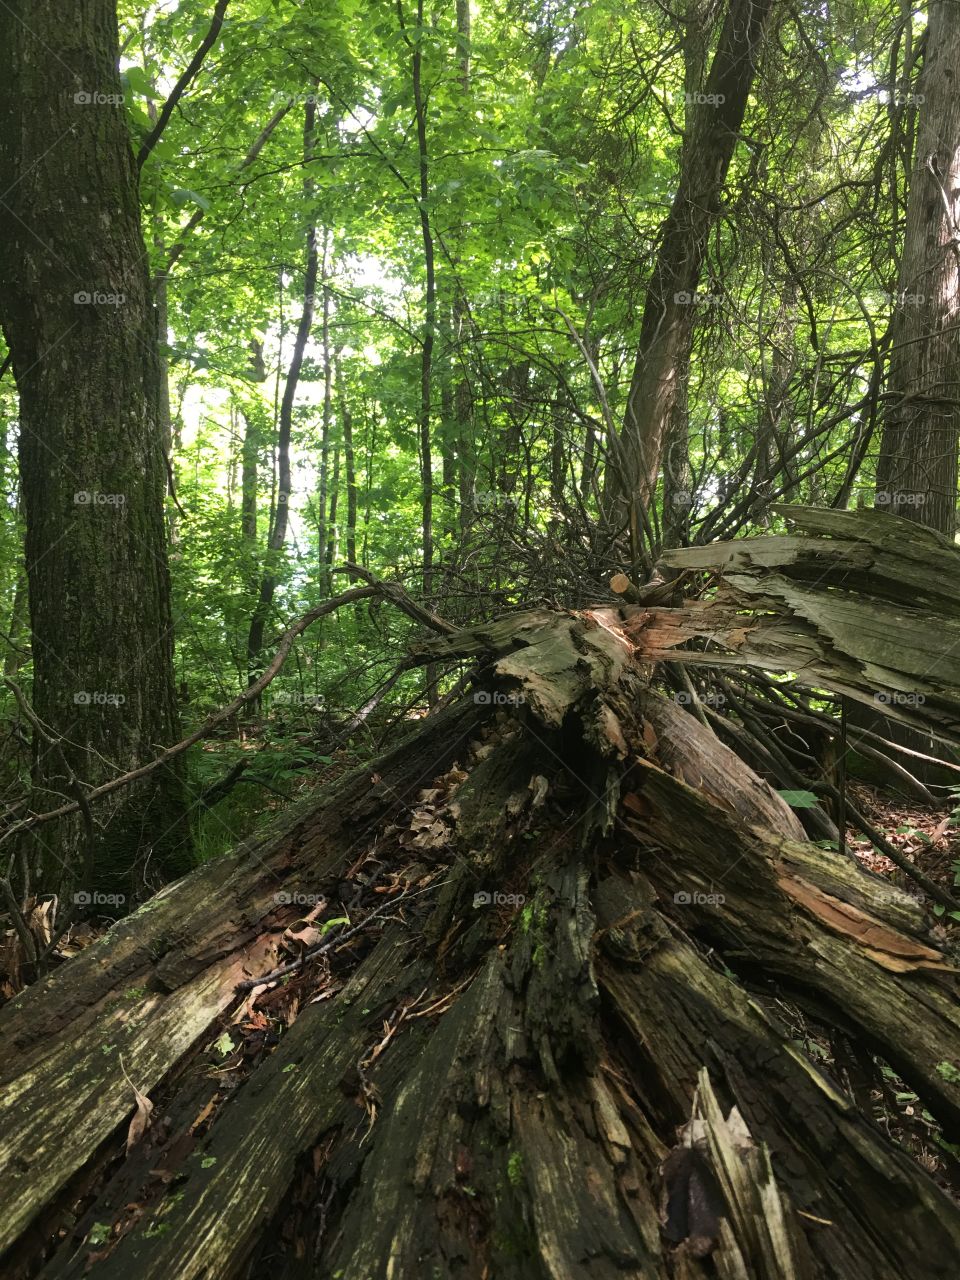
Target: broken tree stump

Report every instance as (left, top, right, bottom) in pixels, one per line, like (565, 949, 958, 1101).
(1, 597, 959, 1278)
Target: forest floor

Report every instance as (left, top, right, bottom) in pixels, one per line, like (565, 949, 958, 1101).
(848, 781, 960, 898)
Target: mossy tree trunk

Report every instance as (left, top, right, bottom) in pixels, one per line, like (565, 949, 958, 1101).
(874, 0, 960, 534)
(0, 0, 189, 898)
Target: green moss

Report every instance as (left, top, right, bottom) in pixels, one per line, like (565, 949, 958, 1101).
(506, 1150, 524, 1187)
(492, 1220, 537, 1259)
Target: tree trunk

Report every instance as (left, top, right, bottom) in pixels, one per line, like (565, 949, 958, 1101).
(2, 595, 959, 1278)
(317, 245, 333, 596)
(246, 98, 319, 685)
(336, 357, 359, 567)
(325, 444, 341, 571)
(605, 0, 776, 544)
(239, 408, 259, 549)
(402, 0, 439, 703)
(862, 2, 960, 782)
(0, 0, 189, 897)
(875, 0, 960, 534)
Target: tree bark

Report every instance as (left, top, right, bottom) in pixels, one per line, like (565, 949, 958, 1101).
(246, 97, 319, 684)
(875, 0, 960, 534)
(2, 599, 960, 1278)
(605, 0, 776, 546)
(0, 0, 189, 896)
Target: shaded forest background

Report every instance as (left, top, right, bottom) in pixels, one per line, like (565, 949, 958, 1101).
(5, 4, 960, 1276)
(0, 0, 958, 932)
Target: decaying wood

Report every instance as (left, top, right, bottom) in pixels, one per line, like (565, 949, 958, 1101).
(627, 505, 960, 746)
(3, 589, 960, 1279)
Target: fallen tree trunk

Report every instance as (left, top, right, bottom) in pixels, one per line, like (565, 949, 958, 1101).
(2, 590, 960, 1277)
(631, 505, 960, 746)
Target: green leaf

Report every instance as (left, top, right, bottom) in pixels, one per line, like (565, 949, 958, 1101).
(121, 66, 155, 98)
(213, 1031, 234, 1057)
(170, 187, 212, 212)
(777, 789, 819, 809)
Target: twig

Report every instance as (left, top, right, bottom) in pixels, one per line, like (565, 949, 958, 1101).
(137, 0, 231, 170)
(335, 563, 456, 634)
(234, 892, 410, 993)
(0, 586, 377, 846)
(3, 680, 100, 964)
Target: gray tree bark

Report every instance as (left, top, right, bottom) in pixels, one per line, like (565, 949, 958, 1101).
(0, 0, 190, 897)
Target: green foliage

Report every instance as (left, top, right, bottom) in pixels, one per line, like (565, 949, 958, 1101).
(1, 0, 954, 871)
(777, 790, 820, 809)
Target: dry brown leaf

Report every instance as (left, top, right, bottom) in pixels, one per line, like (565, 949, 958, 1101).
(189, 1096, 218, 1135)
(932, 816, 953, 844)
(125, 1084, 154, 1154)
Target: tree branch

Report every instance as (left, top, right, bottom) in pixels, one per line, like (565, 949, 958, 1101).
(0, 585, 377, 844)
(137, 0, 231, 170)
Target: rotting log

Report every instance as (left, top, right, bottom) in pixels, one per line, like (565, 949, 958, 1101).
(1, 600, 960, 1279)
(629, 505, 960, 746)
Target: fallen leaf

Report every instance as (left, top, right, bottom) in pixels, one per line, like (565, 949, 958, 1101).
(213, 1031, 234, 1058)
(282, 923, 324, 950)
(932, 816, 953, 844)
(126, 1085, 154, 1154)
